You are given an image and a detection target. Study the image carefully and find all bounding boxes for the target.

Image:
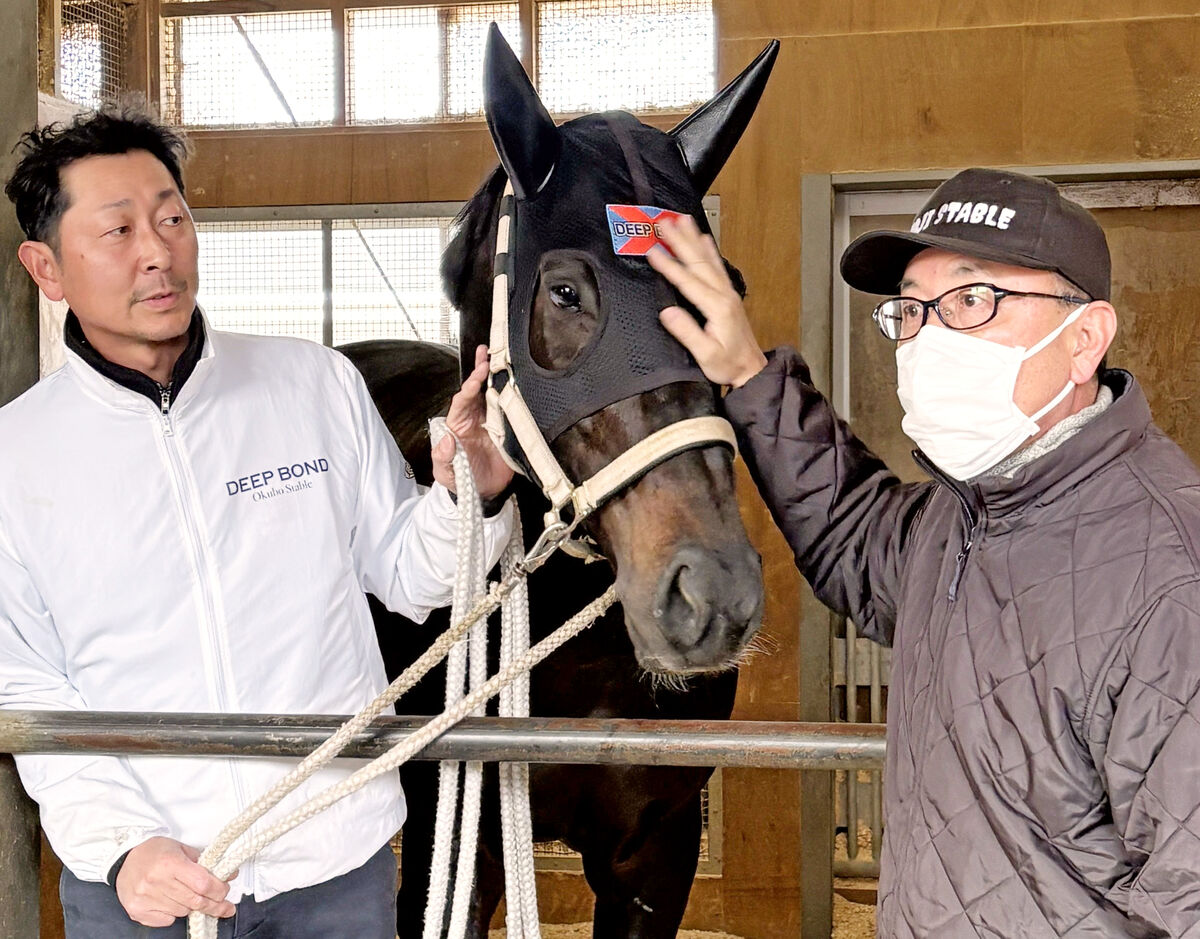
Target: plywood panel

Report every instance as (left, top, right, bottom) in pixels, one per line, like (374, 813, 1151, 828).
(721, 768, 802, 937)
(185, 125, 499, 207)
(185, 115, 688, 209)
(1101, 204, 1200, 463)
(719, 0, 1200, 41)
(790, 28, 1026, 173)
(721, 15, 1200, 178)
(720, 0, 1026, 41)
(1022, 18, 1200, 165)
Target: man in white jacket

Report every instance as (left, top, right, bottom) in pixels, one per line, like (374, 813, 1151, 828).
(0, 102, 514, 936)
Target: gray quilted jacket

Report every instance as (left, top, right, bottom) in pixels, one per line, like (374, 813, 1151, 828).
(725, 350, 1200, 937)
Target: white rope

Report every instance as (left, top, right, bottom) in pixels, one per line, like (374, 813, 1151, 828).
(187, 421, 616, 939)
(425, 418, 486, 939)
(429, 422, 540, 939)
(189, 584, 615, 938)
(498, 516, 541, 938)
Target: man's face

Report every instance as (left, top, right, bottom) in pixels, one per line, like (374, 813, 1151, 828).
(899, 247, 1081, 418)
(42, 149, 198, 351)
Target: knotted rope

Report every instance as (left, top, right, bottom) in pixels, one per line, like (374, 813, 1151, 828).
(188, 424, 615, 939)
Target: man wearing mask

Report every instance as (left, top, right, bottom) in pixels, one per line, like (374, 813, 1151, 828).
(650, 168, 1200, 936)
(0, 103, 513, 936)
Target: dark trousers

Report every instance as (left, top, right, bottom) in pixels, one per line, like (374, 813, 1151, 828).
(60, 843, 397, 939)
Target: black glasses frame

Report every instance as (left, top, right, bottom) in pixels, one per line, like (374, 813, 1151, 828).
(872, 282, 1092, 341)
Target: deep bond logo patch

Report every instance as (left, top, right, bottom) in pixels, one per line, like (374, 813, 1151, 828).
(606, 204, 686, 256)
(226, 457, 329, 502)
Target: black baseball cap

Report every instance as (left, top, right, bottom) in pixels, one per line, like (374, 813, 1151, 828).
(840, 168, 1111, 301)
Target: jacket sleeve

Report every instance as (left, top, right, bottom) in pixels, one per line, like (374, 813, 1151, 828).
(0, 522, 170, 883)
(723, 347, 930, 645)
(1097, 580, 1200, 936)
(336, 354, 513, 623)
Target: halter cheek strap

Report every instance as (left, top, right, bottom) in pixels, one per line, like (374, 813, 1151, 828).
(485, 180, 738, 543)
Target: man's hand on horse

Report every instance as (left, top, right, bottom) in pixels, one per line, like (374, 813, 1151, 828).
(115, 836, 236, 927)
(433, 343, 514, 500)
(648, 214, 767, 389)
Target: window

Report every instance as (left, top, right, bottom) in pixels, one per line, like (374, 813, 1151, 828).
(537, 0, 713, 114)
(346, 5, 521, 124)
(193, 195, 716, 348)
(193, 207, 461, 347)
(158, 0, 714, 129)
(58, 0, 128, 109)
(161, 11, 336, 127)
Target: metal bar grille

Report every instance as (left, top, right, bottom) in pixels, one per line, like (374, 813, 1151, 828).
(345, 4, 520, 124)
(833, 617, 889, 879)
(536, 0, 713, 114)
(160, 10, 334, 126)
(60, 0, 128, 108)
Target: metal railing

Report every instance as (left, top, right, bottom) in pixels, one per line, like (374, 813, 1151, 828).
(0, 712, 885, 769)
(0, 712, 886, 936)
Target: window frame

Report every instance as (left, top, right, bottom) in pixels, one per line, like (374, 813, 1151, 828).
(153, 0, 714, 131)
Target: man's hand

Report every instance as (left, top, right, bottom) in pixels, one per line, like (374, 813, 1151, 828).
(115, 837, 236, 927)
(648, 214, 768, 389)
(432, 344, 515, 500)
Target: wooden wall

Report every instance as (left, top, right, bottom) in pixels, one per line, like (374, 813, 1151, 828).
(179, 3, 1200, 936)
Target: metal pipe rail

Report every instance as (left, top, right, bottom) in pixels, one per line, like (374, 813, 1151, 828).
(0, 711, 886, 770)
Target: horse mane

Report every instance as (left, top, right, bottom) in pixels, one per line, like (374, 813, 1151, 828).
(442, 166, 508, 378)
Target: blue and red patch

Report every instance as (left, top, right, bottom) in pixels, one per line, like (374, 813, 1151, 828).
(605, 204, 686, 256)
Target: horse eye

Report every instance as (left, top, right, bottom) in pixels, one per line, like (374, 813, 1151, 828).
(549, 284, 581, 311)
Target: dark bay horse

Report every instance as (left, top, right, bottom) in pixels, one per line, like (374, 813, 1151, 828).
(341, 29, 778, 938)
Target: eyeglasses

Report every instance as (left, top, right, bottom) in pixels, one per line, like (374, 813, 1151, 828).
(872, 282, 1092, 342)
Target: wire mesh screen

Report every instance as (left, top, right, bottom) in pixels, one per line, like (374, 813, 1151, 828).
(194, 215, 459, 347)
(332, 218, 458, 346)
(346, 5, 520, 124)
(60, 0, 128, 108)
(161, 12, 335, 127)
(196, 222, 325, 342)
(537, 0, 714, 114)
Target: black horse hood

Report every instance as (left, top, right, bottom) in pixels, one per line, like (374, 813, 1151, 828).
(482, 24, 778, 455)
(503, 112, 710, 442)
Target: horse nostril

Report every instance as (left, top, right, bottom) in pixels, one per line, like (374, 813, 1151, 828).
(655, 556, 710, 645)
(653, 545, 764, 658)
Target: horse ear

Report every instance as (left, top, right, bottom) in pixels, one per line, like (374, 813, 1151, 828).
(484, 23, 560, 200)
(670, 39, 780, 193)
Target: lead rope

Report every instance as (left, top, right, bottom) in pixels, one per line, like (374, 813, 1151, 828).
(425, 418, 495, 939)
(188, 427, 616, 939)
(497, 515, 541, 938)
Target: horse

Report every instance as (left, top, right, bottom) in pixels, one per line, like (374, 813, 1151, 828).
(341, 29, 778, 938)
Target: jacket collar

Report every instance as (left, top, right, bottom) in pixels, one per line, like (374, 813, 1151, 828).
(919, 370, 1150, 522)
(64, 308, 215, 412)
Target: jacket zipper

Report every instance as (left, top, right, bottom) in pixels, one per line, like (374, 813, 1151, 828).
(158, 381, 173, 435)
(913, 450, 981, 601)
(156, 399, 256, 885)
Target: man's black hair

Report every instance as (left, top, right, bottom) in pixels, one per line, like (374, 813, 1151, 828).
(4, 98, 190, 246)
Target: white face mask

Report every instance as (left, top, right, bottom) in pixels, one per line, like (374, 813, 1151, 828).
(895, 304, 1086, 480)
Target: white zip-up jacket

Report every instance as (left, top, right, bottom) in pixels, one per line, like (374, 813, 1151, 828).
(0, 325, 512, 901)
